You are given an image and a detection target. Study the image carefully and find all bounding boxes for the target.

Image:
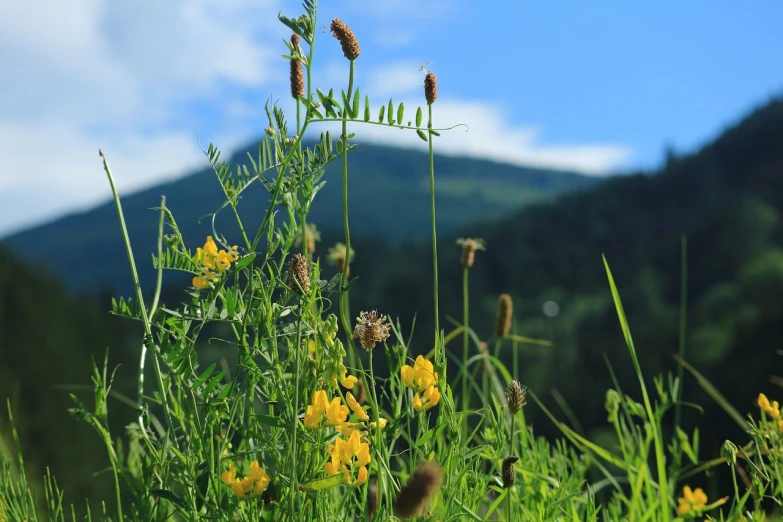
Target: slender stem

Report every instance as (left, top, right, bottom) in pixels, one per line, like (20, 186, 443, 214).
(290, 297, 304, 516)
(100, 150, 173, 437)
(427, 103, 441, 374)
(339, 60, 357, 367)
(674, 235, 688, 428)
(148, 197, 166, 321)
(462, 266, 470, 441)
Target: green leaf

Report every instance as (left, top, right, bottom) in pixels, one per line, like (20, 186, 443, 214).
(363, 95, 370, 122)
(396, 103, 404, 125)
(416, 106, 422, 127)
(193, 363, 216, 389)
(352, 89, 361, 119)
(675, 355, 747, 429)
(300, 474, 344, 492)
(149, 489, 188, 511)
(234, 252, 256, 271)
(253, 414, 283, 427)
(417, 129, 428, 142)
(415, 424, 443, 447)
(430, 129, 441, 136)
(387, 100, 395, 125)
(377, 105, 385, 123)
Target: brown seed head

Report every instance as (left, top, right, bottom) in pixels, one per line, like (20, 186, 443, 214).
(289, 34, 304, 99)
(456, 237, 486, 268)
(289, 253, 310, 294)
(502, 456, 519, 488)
(424, 71, 438, 105)
(352, 310, 391, 350)
(330, 18, 360, 60)
(507, 380, 526, 414)
(495, 293, 513, 338)
(353, 378, 366, 405)
(394, 462, 444, 519)
(327, 242, 354, 277)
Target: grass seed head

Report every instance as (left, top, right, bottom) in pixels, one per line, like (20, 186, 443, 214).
(330, 18, 360, 60)
(289, 253, 310, 294)
(290, 34, 305, 99)
(507, 380, 526, 414)
(456, 237, 486, 268)
(502, 456, 519, 488)
(424, 71, 438, 105)
(495, 293, 513, 338)
(393, 462, 443, 519)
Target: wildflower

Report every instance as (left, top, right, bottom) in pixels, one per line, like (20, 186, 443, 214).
(221, 461, 271, 500)
(288, 253, 310, 294)
(369, 418, 388, 429)
(393, 462, 443, 519)
(413, 385, 440, 412)
(330, 18, 360, 61)
(192, 236, 239, 289)
(304, 390, 329, 429)
(326, 397, 349, 426)
(495, 293, 513, 338)
(501, 456, 519, 488)
(340, 373, 358, 390)
(456, 237, 485, 268)
(346, 392, 369, 421)
(290, 34, 304, 99)
(424, 71, 438, 105)
(353, 310, 391, 350)
(324, 430, 371, 487)
(507, 380, 526, 414)
(327, 242, 355, 277)
(676, 486, 707, 515)
(759, 392, 781, 418)
(401, 355, 439, 392)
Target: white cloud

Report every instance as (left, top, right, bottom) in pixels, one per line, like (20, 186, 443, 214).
(0, 0, 283, 236)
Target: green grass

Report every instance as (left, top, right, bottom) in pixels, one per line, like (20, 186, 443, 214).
(2, 2, 782, 521)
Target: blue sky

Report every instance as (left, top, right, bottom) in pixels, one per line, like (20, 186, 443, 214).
(0, 0, 781, 236)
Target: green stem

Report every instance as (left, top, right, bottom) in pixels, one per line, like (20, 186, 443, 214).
(462, 266, 469, 441)
(290, 297, 304, 516)
(339, 60, 356, 367)
(100, 150, 173, 437)
(427, 103, 441, 375)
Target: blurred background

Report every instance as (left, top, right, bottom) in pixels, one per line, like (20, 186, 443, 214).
(2, 0, 783, 513)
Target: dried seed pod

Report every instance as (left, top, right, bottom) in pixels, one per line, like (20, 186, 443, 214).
(507, 380, 526, 414)
(394, 462, 443, 519)
(495, 293, 513, 338)
(502, 456, 519, 488)
(289, 253, 310, 294)
(330, 18, 360, 60)
(352, 310, 391, 350)
(456, 237, 486, 268)
(424, 71, 437, 105)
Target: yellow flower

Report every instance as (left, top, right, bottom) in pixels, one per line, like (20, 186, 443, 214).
(221, 461, 271, 500)
(758, 392, 781, 418)
(304, 390, 329, 429)
(326, 397, 349, 426)
(346, 392, 369, 421)
(677, 486, 708, 515)
(341, 374, 358, 389)
(369, 418, 388, 429)
(413, 385, 441, 412)
(401, 355, 438, 393)
(758, 393, 770, 410)
(192, 236, 239, 289)
(324, 430, 371, 487)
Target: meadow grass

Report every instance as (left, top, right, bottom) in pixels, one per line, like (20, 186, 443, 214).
(2, 2, 783, 520)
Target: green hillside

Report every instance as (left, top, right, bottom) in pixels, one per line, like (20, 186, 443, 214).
(344, 96, 783, 444)
(0, 142, 596, 294)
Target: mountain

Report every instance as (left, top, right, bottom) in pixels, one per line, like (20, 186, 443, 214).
(0, 142, 597, 294)
(343, 96, 783, 443)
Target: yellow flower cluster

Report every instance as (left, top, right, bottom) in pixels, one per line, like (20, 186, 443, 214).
(401, 355, 441, 412)
(304, 390, 349, 429)
(324, 430, 371, 487)
(676, 485, 707, 515)
(221, 461, 271, 500)
(758, 393, 783, 431)
(192, 236, 239, 289)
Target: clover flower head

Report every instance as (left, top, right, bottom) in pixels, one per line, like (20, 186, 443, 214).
(353, 310, 391, 350)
